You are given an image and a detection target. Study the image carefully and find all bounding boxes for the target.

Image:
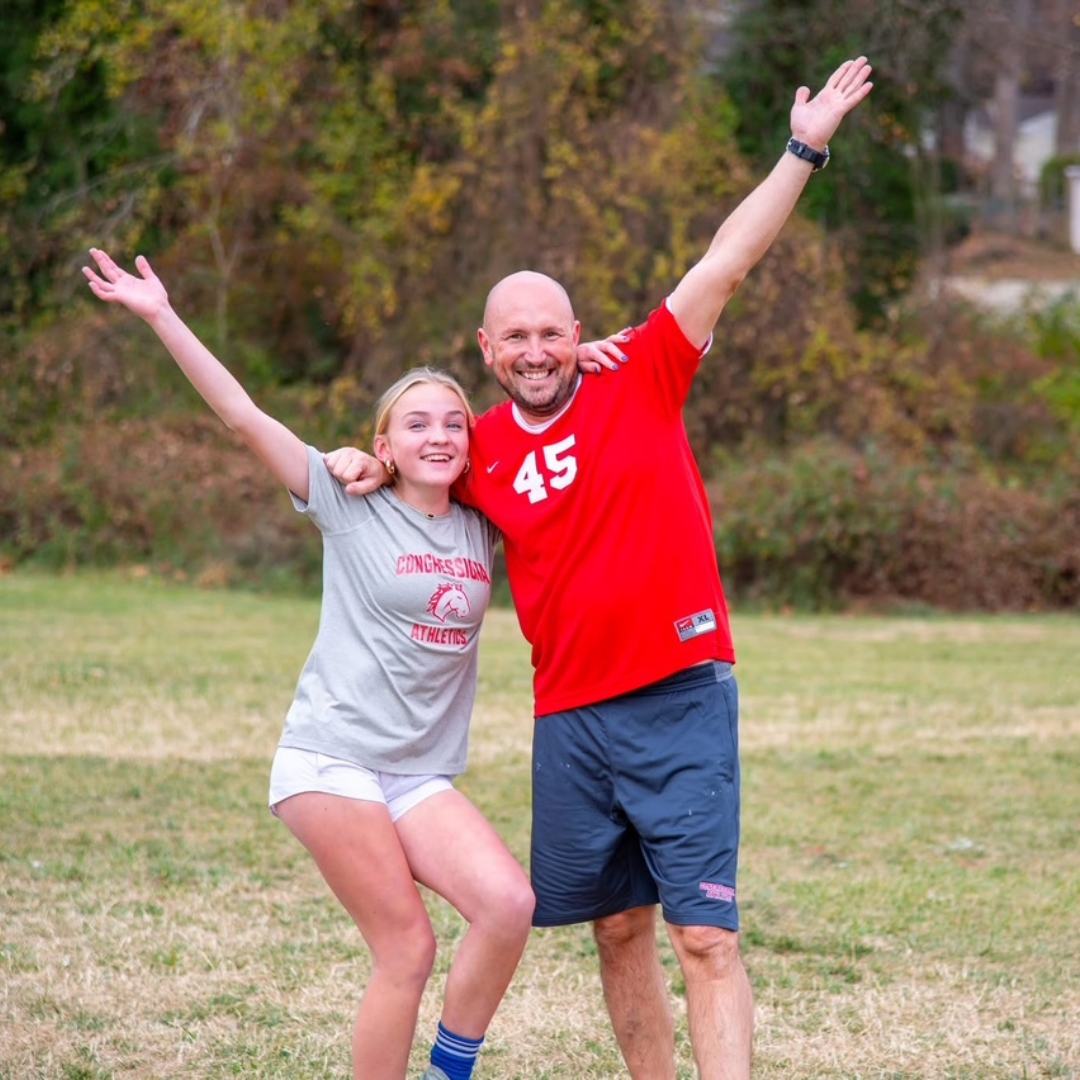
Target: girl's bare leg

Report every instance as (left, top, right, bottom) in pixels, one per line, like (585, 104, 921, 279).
(396, 790, 535, 1038)
(276, 793, 436, 1080)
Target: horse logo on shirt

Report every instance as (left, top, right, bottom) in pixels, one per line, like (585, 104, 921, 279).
(427, 582, 471, 623)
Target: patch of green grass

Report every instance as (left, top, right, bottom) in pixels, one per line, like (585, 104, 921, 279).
(1, 571, 1078, 1077)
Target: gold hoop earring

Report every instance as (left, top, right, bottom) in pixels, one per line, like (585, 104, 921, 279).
(463, 459, 471, 474)
(385, 460, 396, 476)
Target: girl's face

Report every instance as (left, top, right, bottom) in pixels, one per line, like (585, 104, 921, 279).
(374, 382, 470, 493)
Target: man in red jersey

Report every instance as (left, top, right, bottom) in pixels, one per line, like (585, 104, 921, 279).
(330, 57, 872, 1080)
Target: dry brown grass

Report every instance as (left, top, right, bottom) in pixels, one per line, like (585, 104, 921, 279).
(2, 575, 1078, 1078)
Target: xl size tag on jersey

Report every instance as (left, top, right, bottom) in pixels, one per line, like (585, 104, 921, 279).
(674, 609, 717, 642)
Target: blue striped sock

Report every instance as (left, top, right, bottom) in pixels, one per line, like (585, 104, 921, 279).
(430, 1021, 485, 1080)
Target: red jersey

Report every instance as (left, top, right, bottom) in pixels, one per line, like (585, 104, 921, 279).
(460, 301, 734, 716)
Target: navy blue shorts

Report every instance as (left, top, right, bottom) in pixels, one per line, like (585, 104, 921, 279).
(530, 661, 740, 930)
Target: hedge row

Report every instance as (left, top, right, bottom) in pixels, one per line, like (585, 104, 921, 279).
(3, 422, 1077, 612)
(713, 440, 1080, 611)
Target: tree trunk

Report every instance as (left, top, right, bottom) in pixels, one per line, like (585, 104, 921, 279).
(1053, 0, 1080, 155)
(990, 0, 1033, 231)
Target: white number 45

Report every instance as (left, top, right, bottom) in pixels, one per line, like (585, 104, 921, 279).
(513, 435, 578, 504)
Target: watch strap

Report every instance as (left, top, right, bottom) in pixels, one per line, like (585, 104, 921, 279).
(786, 137, 830, 171)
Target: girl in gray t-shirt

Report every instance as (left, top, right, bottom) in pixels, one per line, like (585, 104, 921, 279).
(84, 248, 533, 1080)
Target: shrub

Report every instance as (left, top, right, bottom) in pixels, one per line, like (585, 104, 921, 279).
(712, 440, 1080, 611)
(0, 415, 322, 592)
(712, 440, 909, 610)
(1039, 154, 1080, 213)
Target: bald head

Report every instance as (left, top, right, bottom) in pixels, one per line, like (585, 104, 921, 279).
(482, 271, 575, 332)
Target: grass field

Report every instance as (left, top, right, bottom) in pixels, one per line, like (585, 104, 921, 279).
(2, 570, 1078, 1079)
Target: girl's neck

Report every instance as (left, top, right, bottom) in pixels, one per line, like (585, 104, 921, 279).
(391, 482, 451, 519)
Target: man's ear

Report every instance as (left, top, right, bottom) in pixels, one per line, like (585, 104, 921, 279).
(477, 327, 494, 368)
(573, 320, 581, 345)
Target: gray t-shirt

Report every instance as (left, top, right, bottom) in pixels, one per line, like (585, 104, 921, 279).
(278, 446, 500, 775)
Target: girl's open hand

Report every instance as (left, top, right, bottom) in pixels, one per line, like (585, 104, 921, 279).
(83, 249, 170, 322)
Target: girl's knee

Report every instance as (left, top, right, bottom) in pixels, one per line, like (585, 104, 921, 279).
(373, 924, 438, 987)
(470, 868, 537, 946)
(505, 879, 537, 936)
(480, 876, 536, 942)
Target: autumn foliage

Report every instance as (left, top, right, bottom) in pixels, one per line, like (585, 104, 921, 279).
(2, 0, 1078, 609)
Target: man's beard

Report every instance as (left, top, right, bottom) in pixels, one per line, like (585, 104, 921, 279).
(495, 366, 577, 420)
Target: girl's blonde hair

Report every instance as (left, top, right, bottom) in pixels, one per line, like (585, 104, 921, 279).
(374, 366, 476, 443)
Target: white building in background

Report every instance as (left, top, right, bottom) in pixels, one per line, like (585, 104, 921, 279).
(962, 96, 1058, 200)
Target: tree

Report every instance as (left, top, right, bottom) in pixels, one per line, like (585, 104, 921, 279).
(1050, 0, 1080, 155)
(723, 0, 967, 323)
(989, 0, 1034, 223)
(313, 0, 749, 405)
(0, 0, 163, 333)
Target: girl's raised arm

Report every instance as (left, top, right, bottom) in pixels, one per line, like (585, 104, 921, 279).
(84, 249, 310, 501)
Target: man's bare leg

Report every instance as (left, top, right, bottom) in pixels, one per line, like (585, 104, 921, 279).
(593, 906, 677, 1080)
(666, 924, 753, 1080)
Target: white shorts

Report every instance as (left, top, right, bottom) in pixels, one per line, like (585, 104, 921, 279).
(268, 746, 453, 822)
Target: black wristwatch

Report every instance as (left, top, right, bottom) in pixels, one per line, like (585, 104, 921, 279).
(786, 137, 830, 172)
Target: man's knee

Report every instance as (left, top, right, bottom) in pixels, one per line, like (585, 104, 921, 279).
(667, 923, 742, 973)
(593, 905, 656, 955)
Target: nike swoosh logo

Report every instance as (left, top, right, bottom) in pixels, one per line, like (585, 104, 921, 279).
(486, 462, 499, 474)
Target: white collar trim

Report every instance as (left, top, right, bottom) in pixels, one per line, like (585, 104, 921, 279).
(510, 373, 583, 433)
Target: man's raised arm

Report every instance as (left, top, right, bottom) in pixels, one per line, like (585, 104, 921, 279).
(669, 55, 873, 349)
